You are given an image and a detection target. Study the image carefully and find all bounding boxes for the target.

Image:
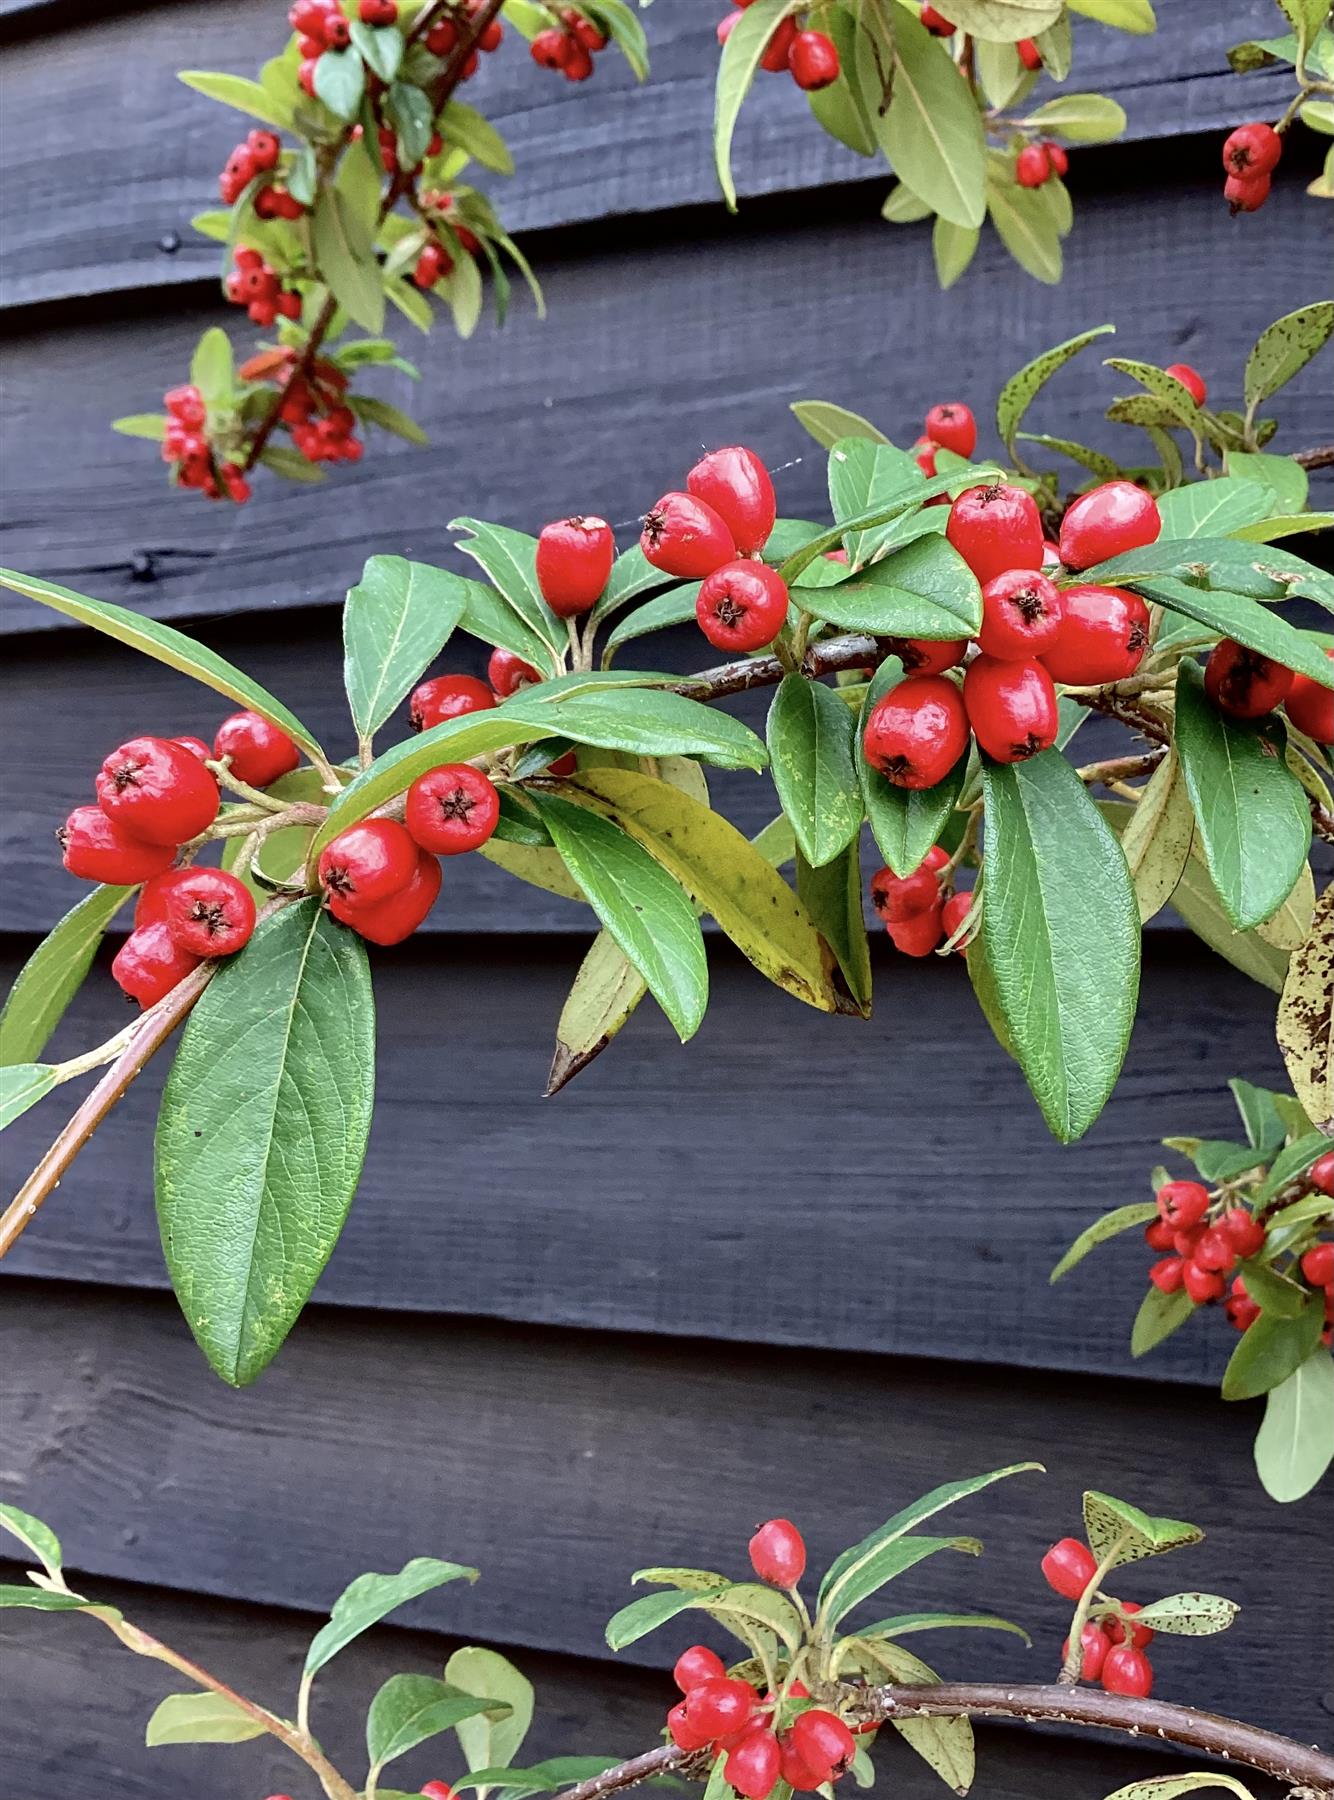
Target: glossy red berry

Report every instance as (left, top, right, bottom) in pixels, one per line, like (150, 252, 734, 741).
(760, 16, 798, 72)
(964, 656, 1058, 764)
(862, 675, 969, 789)
(405, 765, 500, 856)
(1225, 1277, 1261, 1332)
(165, 383, 207, 428)
(1149, 1256, 1184, 1294)
(531, 28, 570, 69)
(920, 4, 955, 34)
(870, 858, 941, 923)
(112, 921, 202, 1008)
(924, 403, 976, 459)
(789, 1710, 856, 1777)
(978, 569, 1064, 661)
(329, 848, 441, 945)
(1106, 1601, 1155, 1650)
(667, 1700, 714, 1751)
(696, 561, 789, 652)
(414, 241, 451, 289)
(717, 9, 741, 45)
(946, 483, 1044, 587)
(673, 1644, 727, 1694)
(749, 1518, 806, 1587)
(912, 437, 939, 477)
(1285, 655, 1334, 743)
(887, 900, 944, 957)
(1016, 142, 1051, 188)
(95, 736, 220, 845)
(488, 647, 540, 697)
(1193, 1226, 1238, 1274)
(686, 447, 776, 556)
(1059, 482, 1161, 571)
(420, 1785, 455, 1800)
(1062, 1621, 1111, 1682)
(1224, 171, 1271, 213)
(213, 711, 301, 788)
(409, 674, 497, 732)
(940, 889, 974, 951)
(1101, 1644, 1153, 1697)
(684, 1676, 757, 1739)
(359, 0, 395, 20)
(1164, 363, 1206, 407)
(726, 1728, 782, 1800)
(1156, 1180, 1209, 1230)
(1220, 1207, 1266, 1259)
(561, 39, 594, 80)
(59, 805, 176, 885)
(1204, 639, 1293, 719)
(1144, 1217, 1176, 1252)
(1046, 141, 1069, 177)
(1183, 1260, 1225, 1305)
(778, 1735, 827, 1793)
(1222, 122, 1282, 178)
(1312, 1152, 1334, 1196)
(536, 516, 616, 617)
(1302, 1242, 1334, 1286)
(135, 868, 192, 929)
(157, 867, 257, 957)
(882, 636, 967, 678)
(1173, 1225, 1205, 1259)
(1017, 37, 1042, 69)
(1040, 586, 1150, 686)
(641, 492, 737, 579)
(788, 30, 840, 90)
(1041, 1537, 1096, 1601)
(318, 819, 419, 910)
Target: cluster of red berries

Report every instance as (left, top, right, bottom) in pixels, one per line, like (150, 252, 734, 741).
(161, 384, 251, 504)
(1015, 138, 1069, 189)
(1221, 121, 1282, 214)
(412, 194, 484, 289)
(225, 247, 302, 327)
(641, 448, 789, 653)
(1203, 638, 1334, 743)
(1041, 1537, 1156, 1697)
(716, 6, 841, 93)
(423, 0, 504, 73)
(870, 849, 973, 959)
(921, 4, 1041, 69)
(531, 9, 609, 82)
(246, 346, 366, 467)
(218, 128, 303, 218)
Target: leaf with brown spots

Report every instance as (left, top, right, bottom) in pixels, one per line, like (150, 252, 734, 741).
(1277, 883, 1334, 1133)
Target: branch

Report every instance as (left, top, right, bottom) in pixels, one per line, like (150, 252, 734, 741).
(671, 634, 878, 700)
(1293, 445, 1334, 472)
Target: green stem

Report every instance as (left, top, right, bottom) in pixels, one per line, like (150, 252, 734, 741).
(1059, 1531, 1130, 1683)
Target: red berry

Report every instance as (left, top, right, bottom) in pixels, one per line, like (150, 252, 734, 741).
(1040, 586, 1150, 686)
(641, 492, 737, 579)
(1144, 1217, 1176, 1251)
(667, 1699, 713, 1751)
(1220, 1207, 1266, 1259)
(920, 5, 955, 35)
(298, 57, 320, 96)
(1101, 1644, 1152, 1697)
(1149, 1256, 1184, 1294)
(213, 711, 300, 788)
(536, 516, 616, 617)
(247, 128, 282, 171)
(788, 30, 840, 91)
(686, 446, 776, 556)
(421, 1785, 455, 1800)
(748, 1518, 806, 1587)
(405, 765, 500, 856)
(329, 848, 441, 945)
(95, 735, 220, 845)
(1157, 1178, 1212, 1229)
(789, 1710, 855, 1778)
(940, 889, 974, 951)
(684, 1676, 757, 1740)
(1193, 1227, 1237, 1275)
(488, 647, 540, 697)
(1016, 142, 1051, 188)
(1058, 482, 1161, 571)
(1164, 362, 1207, 407)
(717, 9, 741, 45)
(760, 16, 798, 72)
(1204, 639, 1293, 719)
(479, 17, 504, 51)
(1062, 1621, 1111, 1682)
(318, 819, 419, 910)
(324, 13, 351, 47)
(1041, 1537, 1096, 1601)
(1222, 122, 1282, 178)
(946, 483, 1044, 587)
(112, 922, 202, 1008)
(1105, 1601, 1154, 1650)
(1173, 1225, 1205, 1259)
(887, 900, 944, 957)
(1302, 1242, 1334, 1287)
(562, 40, 594, 80)
(978, 569, 1064, 661)
(359, 0, 395, 20)
(1286, 656, 1334, 744)
(924, 403, 976, 459)
(426, 17, 458, 52)
(696, 561, 789, 653)
(157, 867, 257, 957)
(778, 1735, 828, 1793)
(564, 8, 607, 51)
(1017, 37, 1042, 70)
(1312, 1152, 1334, 1197)
(136, 868, 193, 929)
(414, 241, 451, 288)
(726, 1728, 782, 1800)
(1183, 1260, 1225, 1305)
(882, 636, 967, 677)
(963, 656, 1059, 764)
(1046, 141, 1069, 177)
(531, 28, 570, 69)
(912, 437, 939, 477)
(863, 675, 969, 789)
(870, 862, 939, 923)
(409, 674, 497, 732)
(673, 1644, 727, 1694)
(1225, 1279, 1261, 1332)
(1226, 169, 1272, 212)
(165, 384, 207, 429)
(58, 805, 177, 885)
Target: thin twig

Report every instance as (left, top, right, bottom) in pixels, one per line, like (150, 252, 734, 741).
(1076, 749, 1165, 786)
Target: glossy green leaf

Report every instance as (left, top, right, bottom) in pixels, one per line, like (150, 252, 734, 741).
(1131, 1283, 1194, 1356)
(883, 11, 987, 229)
(581, 0, 649, 79)
(436, 98, 513, 172)
(995, 325, 1114, 456)
(796, 841, 872, 1017)
(1256, 1130, 1330, 1202)
(0, 1063, 58, 1132)
(1, 884, 131, 1065)
(145, 1692, 267, 1747)
(1221, 1297, 1324, 1400)
(178, 69, 295, 128)
(1082, 1491, 1202, 1567)
(778, 467, 1003, 588)
(606, 1582, 803, 1656)
(768, 675, 863, 869)
(1081, 535, 1334, 609)
(1229, 1077, 1287, 1155)
(1017, 432, 1121, 482)
(547, 930, 647, 1098)
(313, 46, 365, 118)
(0, 1505, 63, 1578)
(981, 752, 1140, 1141)
(800, 536, 981, 638)
(1234, 511, 1334, 543)
(1128, 1592, 1239, 1636)
(1119, 750, 1193, 924)
(1023, 91, 1126, 140)
(1254, 1350, 1334, 1502)
(827, 436, 921, 565)
(858, 1610, 1031, 1645)
(603, 584, 701, 656)
(1154, 478, 1275, 538)
(343, 556, 468, 743)
(714, 0, 794, 209)
(806, 2, 878, 156)
(349, 19, 403, 81)
(790, 401, 889, 452)
(589, 546, 673, 627)
(447, 1647, 535, 1790)
(822, 1535, 983, 1631)
(457, 578, 561, 675)
(1050, 1202, 1158, 1282)
(155, 900, 375, 1387)
(1226, 450, 1309, 512)
(1174, 661, 1310, 933)
(306, 1558, 478, 1678)
(449, 518, 564, 662)
(1134, 583, 1334, 691)
(1244, 301, 1334, 411)
(368, 1675, 506, 1773)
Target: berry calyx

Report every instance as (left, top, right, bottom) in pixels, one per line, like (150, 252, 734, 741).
(1301, 1242, 1334, 1287)
(112, 922, 202, 1009)
(409, 674, 497, 732)
(946, 483, 1044, 587)
(58, 806, 177, 885)
(696, 561, 790, 652)
(924, 402, 976, 458)
(1101, 1644, 1153, 1697)
(673, 1644, 727, 1694)
(488, 648, 540, 697)
(1062, 1621, 1111, 1682)
(641, 492, 737, 579)
(963, 656, 1059, 764)
(1222, 122, 1282, 179)
(1157, 1181, 1209, 1230)
(977, 569, 1064, 661)
(213, 712, 300, 789)
(725, 1728, 782, 1800)
(318, 819, 419, 910)
(1165, 362, 1207, 407)
(1204, 639, 1293, 719)
(157, 867, 257, 958)
(863, 676, 969, 789)
(329, 848, 442, 945)
(1285, 652, 1334, 744)
(1058, 481, 1161, 571)
(1041, 1537, 1096, 1601)
(1040, 586, 1150, 686)
(788, 30, 840, 91)
(788, 1710, 855, 1779)
(405, 765, 501, 856)
(95, 735, 220, 845)
(686, 446, 776, 555)
(748, 1517, 806, 1587)
(536, 516, 616, 617)
(684, 1676, 758, 1739)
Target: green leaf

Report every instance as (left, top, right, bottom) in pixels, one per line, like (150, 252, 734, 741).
(603, 584, 701, 656)
(858, 1610, 1031, 1645)
(306, 1558, 479, 1678)
(343, 556, 468, 743)
(178, 69, 295, 128)
(1154, 478, 1275, 539)
(606, 1582, 803, 1656)
(529, 793, 707, 1043)
(986, 166, 1061, 284)
(925, 0, 1061, 39)
(882, 10, 986, 229)
(1022, 92, 1126, 141)
(1277, 883, 1334, 1132)
(778, 467, 1003, 587)
(768, 675, 863, 869)
(790, 401, 889, 452)
(1081, 1492, 1202, 1568)
(589, 546, 672, 627)
(1233, 511, 1334, 543)
(1034, 13, 1072, 76)
(1017, 432, 1121, 482)
(1102, 1779, 1255, 1800)
(0, 1063, 58, 1132)
(1169, 849, 1290, 993)
(447, 1647, 535, 1791)
(1240, 1261, 1308, 1318)
(349, 19, 403, 82)
(1119, 749, 1193, 925)
(1049, 1203, 1157, 1283)
(800, 537, 982, 638)
(580, 0, 650, 79)
(145, 1692, 266, 1747)
(1066, 0, 1156, 27)
(313, 46, 366, 119)
(827, 436, 921, 564)
(1127, 1592, 1239, 1636)
(1131, 1282, 1195, 1356)
(1256, 1130, 1330, 1201)
(111, 413, 169, 441)
(714, 0, 794, 209)
(368, 1675, 506, 1773)
(1174, 660, 1310, 933)
(1254, 1350, 1334, 1503)
(0, 1505, 63, 1579)
(348, 394, 428, 444)
(980, 752, 1140, 1142)
(313, 186, 384, 334)
(1, 885, 131, 1065)
(456, 578, 560, 676)
(1229, 1077, 1286, 1156)
(387, 78, 434, 166)
(1244, 301, 1334, 412)
(823, 1536, 984, 1632)
(155, 900, 376, 1387)
(431, 98, 513, 173)
(932, 217, 979, 289)
(0, 1585, 118, 1614)
(1221, 1297, 1324, 1400)
(450, 518, 564, 663)
(797, 841, 873, 1018)
(996, 325, 1114, 457)
(1091, 532, 1334, 609)
(189, 327, 233, 408)
(547, 930, 648, 1097)
(259, 443, 326, 483)
(806, 3, 878, 156)
(856, 660, 964, 878)
(1226, 451, 1309, 512)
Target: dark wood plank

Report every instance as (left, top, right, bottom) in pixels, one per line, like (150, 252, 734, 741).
(2, 1567, 1288, 1800)
(4, 1280, 1329, 1745)
(0, 0, 1295, 310)
(0, 937, 1291, 1386)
